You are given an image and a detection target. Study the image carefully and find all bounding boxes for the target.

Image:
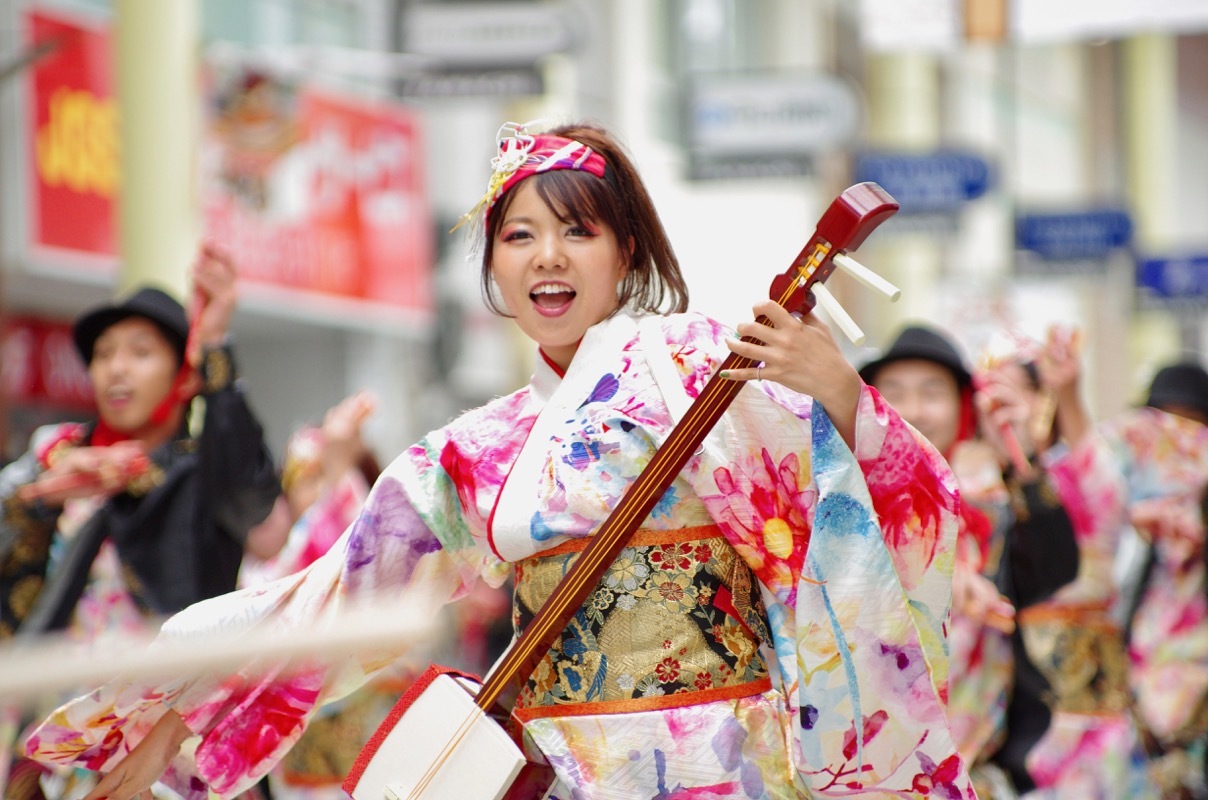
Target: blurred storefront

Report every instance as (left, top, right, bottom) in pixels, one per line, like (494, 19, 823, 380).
(2, 0, 445, 460)
(2, 0, 1208, 462)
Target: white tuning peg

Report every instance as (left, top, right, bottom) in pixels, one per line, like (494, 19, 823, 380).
(811, 283, 865, 346)
(832, 253, 901, 302)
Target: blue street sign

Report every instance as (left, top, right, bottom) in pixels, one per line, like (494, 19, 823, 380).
(1137, 255, 1208, 301)
(853, 151, 992, 213)
(1015, 209, 1132, 261)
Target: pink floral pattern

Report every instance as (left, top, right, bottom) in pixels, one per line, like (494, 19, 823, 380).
(26, 311, 972, 799)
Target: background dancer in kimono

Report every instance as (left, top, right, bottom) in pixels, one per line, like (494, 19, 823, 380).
(968, 329, 1156, 799)
(0, 246, 280, 799)
(1100, 360, 1208, 797)
(25, 119, 974, 799)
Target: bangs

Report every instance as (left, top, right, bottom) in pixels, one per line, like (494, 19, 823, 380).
(531, 170, 622, 235)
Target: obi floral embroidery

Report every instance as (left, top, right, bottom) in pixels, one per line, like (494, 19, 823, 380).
(512, 527, 770, 718)
(1016, 602, 1131, 716)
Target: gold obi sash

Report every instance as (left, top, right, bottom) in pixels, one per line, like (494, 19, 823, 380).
(1017, 601, 1131, 715)
(511, 525, 772, 722)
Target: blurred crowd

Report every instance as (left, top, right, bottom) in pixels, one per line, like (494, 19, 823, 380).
(0, 250, 512, 800)
(1, 242, 1206, 800)
(862, 321, 1208, 799)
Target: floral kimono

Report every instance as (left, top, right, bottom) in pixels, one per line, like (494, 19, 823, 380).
(1096, 408, 1208, 794)
(1003, 435, 1156, 799)
(26, 312, 974, 799)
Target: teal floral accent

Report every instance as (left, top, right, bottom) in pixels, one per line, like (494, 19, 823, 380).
(603, 548, 650, 592)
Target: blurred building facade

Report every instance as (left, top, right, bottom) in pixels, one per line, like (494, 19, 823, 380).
(2, 0, 1207, 463)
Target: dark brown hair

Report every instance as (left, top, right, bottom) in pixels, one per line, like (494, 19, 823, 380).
(480, 122, 688, 316)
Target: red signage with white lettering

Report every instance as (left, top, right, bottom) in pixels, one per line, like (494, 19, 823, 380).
(202, 74, 433, 311)
(1, 318, 96, 410)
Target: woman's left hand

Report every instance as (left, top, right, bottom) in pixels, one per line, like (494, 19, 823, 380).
(722, 301, 862, 446)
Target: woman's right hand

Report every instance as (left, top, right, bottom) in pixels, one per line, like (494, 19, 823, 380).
(974, 368, 1036, 475)
(83, 709, 191, 800)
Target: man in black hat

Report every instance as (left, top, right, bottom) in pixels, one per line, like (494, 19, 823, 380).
(0, 246, 280, 638)
(1145, 360, 1208, 426)
(861, 323, 1089, 797)
(857, 323, 977, 461)
(0, 248, 281, 797)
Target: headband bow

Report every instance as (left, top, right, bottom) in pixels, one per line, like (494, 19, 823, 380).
(453, 121, 608, 234)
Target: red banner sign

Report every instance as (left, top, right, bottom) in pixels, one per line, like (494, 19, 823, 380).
(1, 317, 96, 410)
(24, 10, 433, 313)
(202, 72, 433, 311)
(27, 7, 119, 260)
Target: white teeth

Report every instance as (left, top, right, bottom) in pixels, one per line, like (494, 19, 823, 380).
(531, 284, 573, 295)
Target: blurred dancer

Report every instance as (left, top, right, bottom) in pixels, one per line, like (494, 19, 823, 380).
(0, 247, 279, 799)
(240, 390, 380, 587)
(1102, 360, 1208, 798)
(970, 328, 1155, 799)
(238, 390, 401, 800)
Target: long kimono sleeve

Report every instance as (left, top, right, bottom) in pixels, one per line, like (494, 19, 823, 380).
(850, 385, 961, 701)
(656, 314, 971, 797)
(24, 437, 501, 800)
(1046, 433, 1128, 604)
(793, 390, 969, 797)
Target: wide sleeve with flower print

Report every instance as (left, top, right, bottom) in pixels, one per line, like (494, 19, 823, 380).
(648, 313, 972, 797)
(23, 390, 537, 800)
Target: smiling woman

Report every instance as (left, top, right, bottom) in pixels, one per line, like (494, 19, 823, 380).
(25, 120, 974, 800)
(488, 180, 630, 372)
(476, 123, 688, 321)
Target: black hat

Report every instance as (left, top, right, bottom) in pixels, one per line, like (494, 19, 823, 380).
(73, 286, 189, 365)
(1145, 361, 1208, 420)
(858, 324, 973, 388)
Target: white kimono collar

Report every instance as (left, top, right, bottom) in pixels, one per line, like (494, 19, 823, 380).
(490, 312, 644, 562)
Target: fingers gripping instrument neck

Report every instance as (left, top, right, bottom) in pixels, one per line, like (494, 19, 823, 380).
(769, 181, 901, 346)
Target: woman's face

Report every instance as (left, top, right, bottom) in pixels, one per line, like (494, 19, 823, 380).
(873, 358, 962, 454)
(88, 317, 180, 436)
(490, 179, 628, 372)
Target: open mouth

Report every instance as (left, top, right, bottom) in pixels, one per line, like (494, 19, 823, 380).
(531, 285, 576, 309)
(105, 388, 133, 406)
